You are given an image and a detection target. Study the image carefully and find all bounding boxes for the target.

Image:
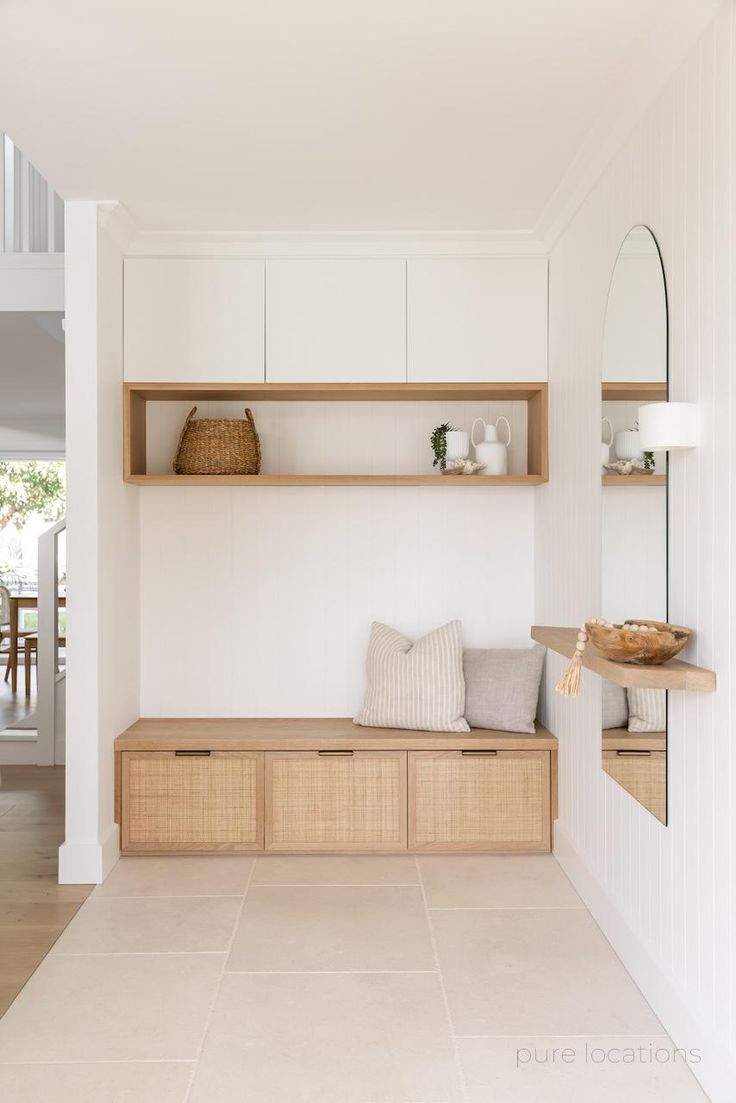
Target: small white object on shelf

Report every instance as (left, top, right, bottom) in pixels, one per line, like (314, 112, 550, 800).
(603, 461, 653, 476)
(443, 459, 487, 476)
(614, 428, 643, 461)
(472, 416, 511, 475)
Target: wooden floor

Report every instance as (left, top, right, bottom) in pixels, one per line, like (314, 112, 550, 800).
(0, 766, 92, 1016)
(0, 663, 36, 731)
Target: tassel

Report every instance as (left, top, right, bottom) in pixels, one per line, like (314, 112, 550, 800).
(555, 650, 583, 697)
(554, 618, 606, 698)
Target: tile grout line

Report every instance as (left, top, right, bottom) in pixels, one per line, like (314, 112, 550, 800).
(182, 860, 257, 1103)
(414, 856, 470, 1103)
(454, 1033, 672, 1040)
(223, 969, 440, 975)
(51, 951, 230, 957)
(90, 893, 245, 900)
(0, 1059, 198, 1067)
(428, 905, 586, 911)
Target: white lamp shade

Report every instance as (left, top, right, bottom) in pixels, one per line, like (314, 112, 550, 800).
(638, 402, 698, 450)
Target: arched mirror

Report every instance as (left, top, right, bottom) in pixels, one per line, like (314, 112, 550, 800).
(600, 225, 668, 823)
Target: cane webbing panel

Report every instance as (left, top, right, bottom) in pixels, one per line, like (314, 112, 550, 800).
(602, 751, 666, 823)
(410, 751, 549, 849)
(266, 751, 406, 849)
(123, 751, 261, 851)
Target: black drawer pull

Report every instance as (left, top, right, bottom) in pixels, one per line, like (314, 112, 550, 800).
(616, 749, 652, 757)
(318, 749, 354, 756)
(175, 749, 212, 757)
(461, 749, 498, 756)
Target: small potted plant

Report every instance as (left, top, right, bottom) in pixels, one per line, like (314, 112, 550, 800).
(430, 423, 454, 471)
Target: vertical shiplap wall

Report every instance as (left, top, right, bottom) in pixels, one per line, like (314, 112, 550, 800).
(537, 4, 735, 1098)
(140, 486, 534, 716)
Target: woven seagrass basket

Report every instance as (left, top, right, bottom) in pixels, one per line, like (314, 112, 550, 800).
(173, 406, 261, 475)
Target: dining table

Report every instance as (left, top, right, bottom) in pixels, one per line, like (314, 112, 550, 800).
(5, 592, 66, 694)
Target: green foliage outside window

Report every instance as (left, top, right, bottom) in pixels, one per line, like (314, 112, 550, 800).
(0, 462, 66, 531)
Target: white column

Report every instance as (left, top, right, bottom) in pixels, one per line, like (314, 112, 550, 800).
(59, 201, 140, 884)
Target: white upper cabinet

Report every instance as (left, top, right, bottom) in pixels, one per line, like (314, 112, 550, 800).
(124, 258, 265, 382)
(265, 259, 406, 383)
(407, 258, 548, 382)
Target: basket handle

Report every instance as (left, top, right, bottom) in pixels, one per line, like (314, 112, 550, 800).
(245, 408, 261, 472)
(173, 406, 198, 474)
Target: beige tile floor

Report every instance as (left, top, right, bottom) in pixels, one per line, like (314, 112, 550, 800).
(0, 853, 709, 1102)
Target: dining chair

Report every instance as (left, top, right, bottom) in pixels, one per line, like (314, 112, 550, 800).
(23, 633, 66, 696)
(0, 584, 36, 686)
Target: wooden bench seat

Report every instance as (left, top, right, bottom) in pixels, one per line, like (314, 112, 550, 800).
(114, 718, 558, 856)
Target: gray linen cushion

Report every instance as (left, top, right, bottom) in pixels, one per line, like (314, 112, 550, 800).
(602, 680, 629, 729)
(463, 645, 545, 733)
(354, 620, 470, 733)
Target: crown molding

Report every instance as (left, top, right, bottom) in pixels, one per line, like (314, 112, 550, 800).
(125, 228, 547, 258)
(535, 0, 726, 251)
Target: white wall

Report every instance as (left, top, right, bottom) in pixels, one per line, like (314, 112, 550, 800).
(0, 254, 64, 311)
(0, 310, 65, 456)
(140, 486, 534, 717)
(601, 486, 667, 623)
(536, 4, 736, 1099)
(134, 250, 543, 717)
(60, 201, 140, 884)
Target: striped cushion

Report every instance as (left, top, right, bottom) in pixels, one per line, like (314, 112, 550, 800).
(354, 620, 470, 733)
(627, 687, 667, 732)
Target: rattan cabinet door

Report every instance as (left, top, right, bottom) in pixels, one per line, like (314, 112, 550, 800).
(121, 751, 264, 853)
(602, 750, 666, 823)
(408, 750, 550, 852)
(265, 751, 407, 851)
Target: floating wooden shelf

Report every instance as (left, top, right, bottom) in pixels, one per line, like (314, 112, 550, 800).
(602, 728, 666, 751)
(531, 626, 716, 692)
(126, 473, 546, 487)
(602, 474, 666, 486)
(602, 382, 667, 402)
(123, 381, 548, 486)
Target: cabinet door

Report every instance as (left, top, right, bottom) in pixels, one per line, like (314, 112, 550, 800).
(408, 750, 550, 851)
(265, 750, 407, 850)
(265, 259, 406, 382)
(124, 258, 265, 382)
(602, 750, 666, 823)
(121, 751, 264, 853)
(407, 258, 547, 382)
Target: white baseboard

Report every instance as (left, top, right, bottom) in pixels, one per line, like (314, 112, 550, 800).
(0, 733, 38, 765)
(554, 823, 734, 1103)
(58, 822, 120, 885)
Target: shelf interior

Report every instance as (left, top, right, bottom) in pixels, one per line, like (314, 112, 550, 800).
(124, 381, 548, 485)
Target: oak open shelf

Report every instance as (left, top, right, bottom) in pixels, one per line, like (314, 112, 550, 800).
(531, 626, 716, 692)
(602, 474, 666, 486)
(602, 382, 667, 402)
(124, 381, 548, 486)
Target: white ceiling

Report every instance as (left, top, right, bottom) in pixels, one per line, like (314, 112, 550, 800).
(0, 0, 709, 233)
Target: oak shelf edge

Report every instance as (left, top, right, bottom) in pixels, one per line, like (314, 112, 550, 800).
(531, 626, 716, 692)
(602, 474, 666, 487)
(125, 473, 547, 486)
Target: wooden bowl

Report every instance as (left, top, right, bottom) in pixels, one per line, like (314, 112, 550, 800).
(585, 619, 692, 666)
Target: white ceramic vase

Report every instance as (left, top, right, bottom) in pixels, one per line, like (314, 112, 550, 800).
(601, 417, 613, 465)
(471, 417, 511, 476)
(615, 429, 643, 461)
(445, 430, 470, 463)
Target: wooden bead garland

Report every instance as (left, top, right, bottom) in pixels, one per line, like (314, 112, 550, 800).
(555, 617, 610, 698)
(555, 618, 670, 696)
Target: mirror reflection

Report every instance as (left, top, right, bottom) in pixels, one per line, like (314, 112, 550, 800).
(600, 226, 668, 824)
